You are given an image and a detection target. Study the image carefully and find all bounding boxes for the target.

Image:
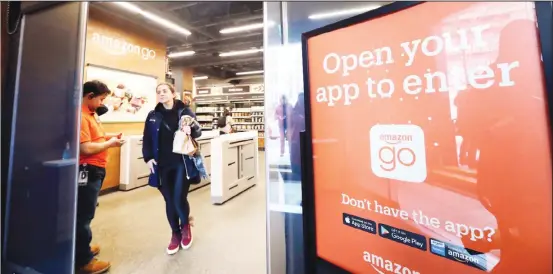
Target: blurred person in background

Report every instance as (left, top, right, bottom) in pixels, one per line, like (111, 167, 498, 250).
(287, 93, 305, 182)
(275, 95, 293, 156)
(218, 108, 234, 135)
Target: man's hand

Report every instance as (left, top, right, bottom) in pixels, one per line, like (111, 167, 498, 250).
(80, 136, 125, 155)
(106, 133, 123, 139)
(107, 137, 125, 148)
(147, 159, 157, 174)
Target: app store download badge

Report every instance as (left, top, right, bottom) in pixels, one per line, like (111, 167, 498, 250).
(369, 124, 427, 183)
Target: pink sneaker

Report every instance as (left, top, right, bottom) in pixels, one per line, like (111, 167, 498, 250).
(181, 224, 193, 250)
(167, 232, 181, 255)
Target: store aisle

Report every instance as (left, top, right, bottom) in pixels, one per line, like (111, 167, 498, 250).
(92, 153, 267, 274)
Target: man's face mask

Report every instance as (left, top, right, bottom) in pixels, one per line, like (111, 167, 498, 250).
(96, 104, 109, 116)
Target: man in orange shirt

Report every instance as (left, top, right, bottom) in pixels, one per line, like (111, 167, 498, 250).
(76, 80, 125, 274)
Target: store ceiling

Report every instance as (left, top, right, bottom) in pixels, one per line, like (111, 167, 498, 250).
(91, 2, 263, 80)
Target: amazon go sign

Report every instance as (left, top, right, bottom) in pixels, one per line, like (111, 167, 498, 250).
(91, 32, 157, 61)
(369, 124, 427, 183)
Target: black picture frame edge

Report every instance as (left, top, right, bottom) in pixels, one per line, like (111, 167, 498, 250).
(536, 2, 553, 164)
(300, 1, 553, 273)
(302, 1, 423, 40)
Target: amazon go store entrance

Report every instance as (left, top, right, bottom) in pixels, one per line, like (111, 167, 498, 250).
(3, 2, 266, 274)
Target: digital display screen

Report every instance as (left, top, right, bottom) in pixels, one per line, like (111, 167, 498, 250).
(305, 2, 552, 273)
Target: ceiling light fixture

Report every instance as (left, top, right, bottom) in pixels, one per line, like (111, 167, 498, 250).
(167, 51, 195, 58)
(220, 21, 276, 34)
(308, 5, 381, 20)
(219, 48, 263, 57)
(236, 70, 264, 76)
(113, 2, 192, 35)
(193, 76, 208, 80)
(220, 23, 264, 34)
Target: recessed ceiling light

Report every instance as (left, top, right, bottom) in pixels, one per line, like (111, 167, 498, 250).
(308, 5, 381, 20)
(219, 48, 263, 57)
(113, 2, 192, 35)
(236, 70, 264, 76)
(220, 23, 264, 34)
(167, 51, 195, 58)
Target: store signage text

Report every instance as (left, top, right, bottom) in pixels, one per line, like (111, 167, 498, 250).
(223, 86, 250, 94)
(197, 88, 211, 95)
(228, 94, 264, 101)
(194, 93, 264, 102)
(251, 84, 264, 93)
(194, 95, 226, 102)
(91, 32, 157, 61)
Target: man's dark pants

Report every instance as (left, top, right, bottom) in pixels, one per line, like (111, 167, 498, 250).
(75, 165, 105, 268)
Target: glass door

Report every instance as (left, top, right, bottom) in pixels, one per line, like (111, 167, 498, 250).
(3, 2, 88, 273)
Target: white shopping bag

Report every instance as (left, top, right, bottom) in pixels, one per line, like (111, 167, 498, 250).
(173, 131, 197, 156)
(172, 115, 200, 156)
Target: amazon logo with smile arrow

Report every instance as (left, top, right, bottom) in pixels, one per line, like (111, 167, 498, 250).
(363, 251, 421, 274)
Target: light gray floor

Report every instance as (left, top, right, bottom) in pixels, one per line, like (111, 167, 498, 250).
(92, 154, 267, 274)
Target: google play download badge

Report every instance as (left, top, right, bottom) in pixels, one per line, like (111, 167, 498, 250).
(380, 226, 390, 236)
(378, 223, 427, 251)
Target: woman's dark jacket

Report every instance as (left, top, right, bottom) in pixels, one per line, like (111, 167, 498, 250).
(142, 100, 202, 187)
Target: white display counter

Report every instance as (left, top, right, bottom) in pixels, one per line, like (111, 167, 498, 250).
(120, 135, 149, 191)
(120, 132, 217, 192)
(210, 131, 259, 204)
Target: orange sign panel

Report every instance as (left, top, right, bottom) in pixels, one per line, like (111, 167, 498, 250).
(306, 2, 552, 273)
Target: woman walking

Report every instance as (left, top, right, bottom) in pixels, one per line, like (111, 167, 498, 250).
(142, 83, 202, 255)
